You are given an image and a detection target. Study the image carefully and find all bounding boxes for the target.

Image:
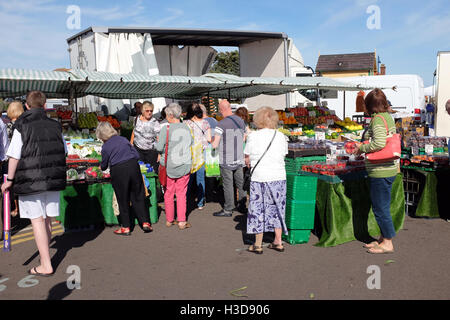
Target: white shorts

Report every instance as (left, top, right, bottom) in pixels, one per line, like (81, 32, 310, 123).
(18, 191, 61, 220)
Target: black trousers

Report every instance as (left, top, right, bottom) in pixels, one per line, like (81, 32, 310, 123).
(110, 159, 149, 228)
(134, 145, 159, 173)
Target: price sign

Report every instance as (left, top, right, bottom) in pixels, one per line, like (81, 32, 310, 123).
(82, 129, 90, 135)
(327, 119, 334, 126)
(425, 144, 434, 155)
(315, 131, 325, 140)
(309, 111, 316, 117)
(411, 146, 419, 156)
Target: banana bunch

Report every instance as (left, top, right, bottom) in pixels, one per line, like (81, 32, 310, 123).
(77, 112, 99, 129)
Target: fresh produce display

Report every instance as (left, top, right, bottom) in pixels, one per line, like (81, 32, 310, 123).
(276, 105, 341, 126)
(77, 112, 99, 129)
(56, 109, 73, 120)
(344, 141, 357, 154)
(85, 167, 103, 179)
(277, 111, 298, 124)
(66, 140, 102, 159)
(97, 115, 121, 129)
(335, 118, 363, 131)
(289, 139, 328, 150)
(406, 135, 447, 149)
(66, 168, 79, 181)
(64, 128, 96, 140)
(301, 159, 365, 176)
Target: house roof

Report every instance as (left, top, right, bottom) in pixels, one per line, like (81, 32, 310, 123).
(66, 27, 288, 46)
(316, 52, 376, 73)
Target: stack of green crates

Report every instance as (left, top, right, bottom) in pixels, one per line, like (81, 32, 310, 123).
(285, 156, 326, 174)
(283, 171, 318, 244)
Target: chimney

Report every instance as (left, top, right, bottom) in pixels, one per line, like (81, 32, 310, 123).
(380, 64, 386, 75)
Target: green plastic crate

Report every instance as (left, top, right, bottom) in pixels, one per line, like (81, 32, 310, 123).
(286, 173, 318, 201)
(285, 156, 326, 173)
(283, 229, 311, 244)
(285, 199, 315, 229)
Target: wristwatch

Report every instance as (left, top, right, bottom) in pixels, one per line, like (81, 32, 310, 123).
(6, 177, 14, 182)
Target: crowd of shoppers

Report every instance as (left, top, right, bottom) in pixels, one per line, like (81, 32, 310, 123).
(0, 88, 400, 278)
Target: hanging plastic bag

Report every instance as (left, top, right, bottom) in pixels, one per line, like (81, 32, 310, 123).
(205, 146, 220, 177)
(190, 127, 205, 173)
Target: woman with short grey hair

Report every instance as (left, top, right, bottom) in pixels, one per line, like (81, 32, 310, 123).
(156, 103, 193, 230)
(97, 121, 153, 235)
(165, 103, 182, 119)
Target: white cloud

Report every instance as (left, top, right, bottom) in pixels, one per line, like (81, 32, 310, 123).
(320, 0, 379, 29)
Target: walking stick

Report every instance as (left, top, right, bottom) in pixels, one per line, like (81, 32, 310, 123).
(3, 174, 11, 252)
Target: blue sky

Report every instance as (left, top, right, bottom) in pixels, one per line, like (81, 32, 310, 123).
(0, 0, 449, 86)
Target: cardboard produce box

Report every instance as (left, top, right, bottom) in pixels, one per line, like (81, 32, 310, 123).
(396, 117, 413, 129)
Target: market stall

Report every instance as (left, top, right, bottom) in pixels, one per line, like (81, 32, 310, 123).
(399, 134, 450, 219)
(280, 134, 405, 247)
(56, 137, 160, 229)
(0, 68, 375, 233)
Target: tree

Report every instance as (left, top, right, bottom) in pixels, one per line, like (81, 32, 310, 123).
(209, 50, 240, 76)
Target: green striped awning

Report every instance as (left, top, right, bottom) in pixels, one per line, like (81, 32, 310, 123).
(201, 73, 371, 98)
(0, 69, 373, 100)
(0, 69, 75, 98)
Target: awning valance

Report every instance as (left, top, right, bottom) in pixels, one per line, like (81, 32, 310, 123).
(0, 68, 373, 100)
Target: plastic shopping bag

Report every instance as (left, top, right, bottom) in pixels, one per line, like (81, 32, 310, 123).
(205, 146, 220, 177)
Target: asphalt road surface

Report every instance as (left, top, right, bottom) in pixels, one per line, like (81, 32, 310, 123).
(1, 201, 450, 301)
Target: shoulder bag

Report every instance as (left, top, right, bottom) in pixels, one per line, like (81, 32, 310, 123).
(158, 125, 170, 187)
(243, 130, 277, 191)
(364, 114, 401, 163)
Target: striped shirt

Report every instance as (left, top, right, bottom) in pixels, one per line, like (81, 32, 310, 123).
(359, 112, 399, 178)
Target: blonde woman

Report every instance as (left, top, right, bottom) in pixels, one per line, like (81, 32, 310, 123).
(97, 122, 152, 235)
(130, 101, 161, 171)
(244, 107, 288, 254)
(6, 101, 24, 140)
(5, 101, 24, 217)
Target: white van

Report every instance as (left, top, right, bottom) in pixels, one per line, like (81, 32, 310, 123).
(319, 74, 425, 121)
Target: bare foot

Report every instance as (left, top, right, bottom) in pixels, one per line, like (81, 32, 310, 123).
(367, 245, 394, 254)
(364, 238, 384, 248)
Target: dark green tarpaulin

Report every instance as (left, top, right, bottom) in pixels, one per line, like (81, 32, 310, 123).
(314, 173, 405, 247)
(56, 174, 159, 229)
(406, 168, 450, 219)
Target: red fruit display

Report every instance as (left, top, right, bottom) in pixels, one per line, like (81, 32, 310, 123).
(344, 141, 356, 154)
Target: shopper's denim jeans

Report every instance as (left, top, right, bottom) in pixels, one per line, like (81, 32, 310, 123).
(188, 164, 206, 208)
(369, 176, 397, 239)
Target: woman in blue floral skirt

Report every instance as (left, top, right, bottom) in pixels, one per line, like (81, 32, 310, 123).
(244, 107, 288, 254)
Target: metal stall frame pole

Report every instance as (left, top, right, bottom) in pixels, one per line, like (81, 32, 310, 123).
(283, 38, 290, 109)
(343, 90, 346, 119)
(207, 92, 211, 115)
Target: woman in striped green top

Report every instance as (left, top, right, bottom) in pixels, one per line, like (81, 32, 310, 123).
(353, 88, 399, 254)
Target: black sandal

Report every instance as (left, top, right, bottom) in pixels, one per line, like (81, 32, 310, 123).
(268, 243, 285, 252)
(247, 245, 263, 254)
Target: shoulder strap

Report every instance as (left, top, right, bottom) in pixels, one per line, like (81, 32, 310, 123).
(228, 116, 244, 130)
(164, 125, 170, 167)
(193, 120, 206, 135)
(373, 114, 389, 134)
(250, 130, 277, 176)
